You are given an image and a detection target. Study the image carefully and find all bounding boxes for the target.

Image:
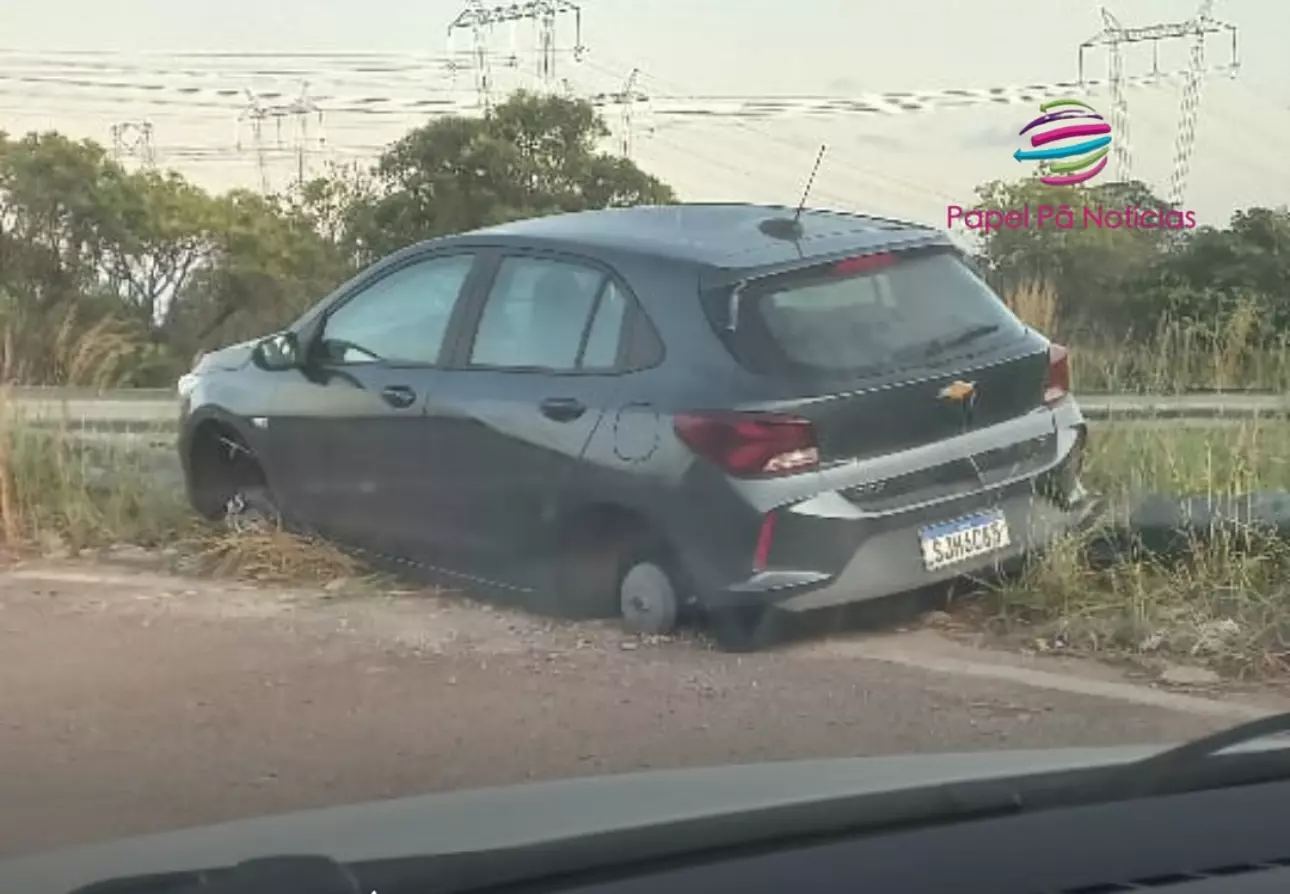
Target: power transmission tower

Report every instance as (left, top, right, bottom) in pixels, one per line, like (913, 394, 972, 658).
(109, 120, 157, 169)
(591, 68, 651, 158)
(1080, 8, 1134, 182)
(236, 91, 272, 193)
(1168, 0, 1237, 207)
(1078, 2, 1238, 201)
(447, 1, 495, 110)
(447, 0, 587, 109)
(235, 83, 326, 194)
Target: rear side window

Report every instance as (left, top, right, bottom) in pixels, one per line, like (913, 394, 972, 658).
(715, 250, 1024, 378)
(581, 281, 628, 369)
(468, 256, 635, 372)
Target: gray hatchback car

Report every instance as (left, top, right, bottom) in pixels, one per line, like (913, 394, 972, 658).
(177, 203, 1097, 651)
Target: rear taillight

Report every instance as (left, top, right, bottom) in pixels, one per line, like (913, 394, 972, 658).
(1043, 343, 1071, 406)
(673, 412, 819, 477)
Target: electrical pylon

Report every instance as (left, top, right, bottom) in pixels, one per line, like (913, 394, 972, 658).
(447, 0, 587, 109)
(1168, 0, 1236, 207)
(1081, 8, 1134, 182)
(109, 120, 157, 169)
(589, 68, 650, 158)
(235, 83, 325, 194)
(1079, 2, 1238, 202)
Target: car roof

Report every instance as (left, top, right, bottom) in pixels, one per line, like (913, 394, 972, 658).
(433, 203, 950, 273)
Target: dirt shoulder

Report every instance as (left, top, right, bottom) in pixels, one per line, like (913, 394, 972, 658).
(1, 557, 1281, 858)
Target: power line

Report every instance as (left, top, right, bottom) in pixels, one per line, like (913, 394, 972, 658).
(0, 63, 1240, 120)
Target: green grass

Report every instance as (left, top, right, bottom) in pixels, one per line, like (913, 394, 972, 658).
(1086, 422, 1290, 498)
(7, 302, 1290, 675)
(0, 397, 191, 552)
(0, 392, 367, 583)
(991, 419, 1290, 679)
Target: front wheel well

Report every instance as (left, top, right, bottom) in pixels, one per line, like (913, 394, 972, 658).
(186, 419, 268, 519)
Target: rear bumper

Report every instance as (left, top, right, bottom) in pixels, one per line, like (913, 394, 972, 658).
(704, 485, 1101, 613)
(688, 401, 1095, 613)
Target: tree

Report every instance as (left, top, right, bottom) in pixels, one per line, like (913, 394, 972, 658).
(973, 176, 1176, 338)
(280, 160, 377, 273)
(98, 168, 219, 334)
(0, 89, 680, 385)
(165, 189, 350, 359)
(0, 131, 125, 313)
(1148, 206, 1290, 339)
(353, 91, 676, 259)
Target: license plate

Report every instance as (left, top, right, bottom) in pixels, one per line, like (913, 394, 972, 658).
(918, 510, 1011, 571)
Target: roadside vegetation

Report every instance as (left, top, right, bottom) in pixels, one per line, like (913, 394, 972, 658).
(993, 283, 1290, 679)
(2, 89, 1289, 675)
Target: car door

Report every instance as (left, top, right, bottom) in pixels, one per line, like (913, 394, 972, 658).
(263, 250, 483, 553)
(413, 252, 633, 585)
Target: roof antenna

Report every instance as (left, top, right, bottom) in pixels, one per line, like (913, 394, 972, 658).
(760, 143, 827, 241)
(794, 143, 827, 223)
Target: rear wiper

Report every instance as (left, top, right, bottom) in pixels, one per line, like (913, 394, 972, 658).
(922, 324, 1000, 359)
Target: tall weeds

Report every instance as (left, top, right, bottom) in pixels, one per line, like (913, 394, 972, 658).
(1000, 284, 1290, 393)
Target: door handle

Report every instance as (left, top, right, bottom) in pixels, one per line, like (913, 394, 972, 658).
(380, 385, 417, 409)
(539, 397, 587, 422)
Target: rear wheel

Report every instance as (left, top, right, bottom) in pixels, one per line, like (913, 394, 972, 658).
(555, 511, 685, 634)
(618, 560, 679, 636)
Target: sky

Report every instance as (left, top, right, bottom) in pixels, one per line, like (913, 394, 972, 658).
(0, 0, 1286, 231)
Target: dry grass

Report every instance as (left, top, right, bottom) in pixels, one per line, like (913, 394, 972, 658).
(0, 392, 373, 584)
(1073, 309, 1290, 394)
(1002, 278, 1060, 336)
(989, 420, 1290, 678)
(181, 524, 366, 585)
(1001, 283, 1290, 394)
(951, 286, 1290, 676)
(0, 394, 192, 552)
(6, 293, 1290, 672)
(0, 316, 367, 585)
(0, 301, 162, 388)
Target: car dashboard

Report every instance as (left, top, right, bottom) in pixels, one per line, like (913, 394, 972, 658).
(64, 776, 1290, 894)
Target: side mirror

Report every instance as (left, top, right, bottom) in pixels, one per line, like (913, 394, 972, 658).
(251, 332, 302, 371)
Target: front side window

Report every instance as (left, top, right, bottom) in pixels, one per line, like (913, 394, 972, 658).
(318, 253, 476, 365)
(470, 257, 617, 371)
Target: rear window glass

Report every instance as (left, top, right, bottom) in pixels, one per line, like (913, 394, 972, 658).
(717, 250, 1024, 377)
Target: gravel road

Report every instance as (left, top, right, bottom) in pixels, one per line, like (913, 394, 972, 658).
(2, 556, 1281, 860)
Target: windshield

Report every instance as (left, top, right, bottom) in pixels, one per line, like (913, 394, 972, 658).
(1, 0, 1285, 884)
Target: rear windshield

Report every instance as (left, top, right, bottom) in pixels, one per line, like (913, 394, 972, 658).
(710, 249, 1026, 379)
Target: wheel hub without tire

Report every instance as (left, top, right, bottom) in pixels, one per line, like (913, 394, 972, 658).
(619, 562, 679, 636)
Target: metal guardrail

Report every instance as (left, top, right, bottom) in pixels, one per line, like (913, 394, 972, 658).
(4, 389, 1290, 430)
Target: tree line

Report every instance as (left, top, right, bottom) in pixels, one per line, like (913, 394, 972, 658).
(973, 178, 1290, 347)
(0, 88, 1284, 387)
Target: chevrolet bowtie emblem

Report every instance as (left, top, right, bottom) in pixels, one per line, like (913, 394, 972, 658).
(938, 380, 976, 403)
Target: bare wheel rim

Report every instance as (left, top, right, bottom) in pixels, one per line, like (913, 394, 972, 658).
(619, 562, 679, 635)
